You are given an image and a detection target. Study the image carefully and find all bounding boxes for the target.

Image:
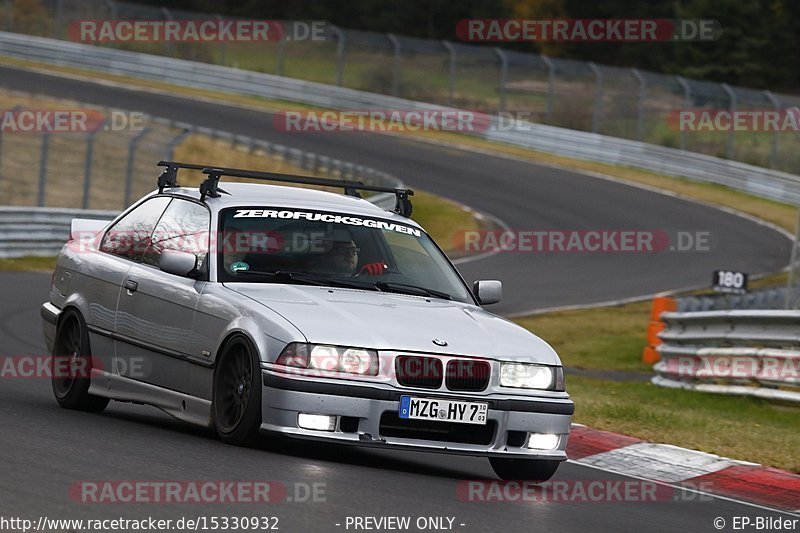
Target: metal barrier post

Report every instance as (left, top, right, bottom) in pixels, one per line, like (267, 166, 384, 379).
(494, 48, 508, 114)
(722, 83, 736, 160)
(442, 40, 455, 107)
(331, 26, 345, 87)
(541, 55, 555, 122)
(764, 90, 780, 169)
(124, 127, 151, 207)
(589, 62, 603, 133)
(676, 76, 691, 151)
(632, 68, 646, 141)
(37, 133, 51, 207)
(81, 120, 107, 209)
(387, 34, 401, 97)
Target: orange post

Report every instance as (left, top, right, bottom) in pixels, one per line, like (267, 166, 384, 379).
(642, 296, 676, 364)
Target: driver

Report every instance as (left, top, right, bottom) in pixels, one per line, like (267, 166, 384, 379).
(315, 229, 387, 277)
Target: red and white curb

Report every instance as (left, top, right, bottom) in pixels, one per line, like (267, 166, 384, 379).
(567, 425, 800, 513)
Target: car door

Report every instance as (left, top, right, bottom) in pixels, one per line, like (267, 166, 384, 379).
(115, 197, 210, 394)
(94, 196, 172, 375)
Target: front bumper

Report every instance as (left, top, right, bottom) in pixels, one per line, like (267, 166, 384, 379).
(260, 370, 573, 459)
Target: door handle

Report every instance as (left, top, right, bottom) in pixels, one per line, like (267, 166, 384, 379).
(125, 280, 138, 294)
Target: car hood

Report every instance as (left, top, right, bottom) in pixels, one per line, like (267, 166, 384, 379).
(225, 284, 560, 364)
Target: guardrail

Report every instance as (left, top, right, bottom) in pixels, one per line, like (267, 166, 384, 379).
(2, 31, 799, 206)
(652, 309, 800, 402)
(0, 206, 116, 258)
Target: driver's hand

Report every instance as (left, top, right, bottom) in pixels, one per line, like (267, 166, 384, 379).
(358, 262, 388, 276)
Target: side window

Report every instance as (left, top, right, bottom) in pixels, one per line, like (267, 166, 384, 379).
(142, 199, 210, 272)
(99, 197, 171, 260)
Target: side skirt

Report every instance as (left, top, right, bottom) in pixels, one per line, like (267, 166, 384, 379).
(88, 369, 213, 428)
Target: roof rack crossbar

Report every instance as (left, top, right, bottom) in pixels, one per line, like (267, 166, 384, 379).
(156, 161, 414, 217)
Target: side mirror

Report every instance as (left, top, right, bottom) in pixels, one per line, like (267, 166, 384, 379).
(159, 250, 198, 277)
(473, 280, 502, 305)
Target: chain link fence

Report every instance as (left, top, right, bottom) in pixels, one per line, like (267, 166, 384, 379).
(2, 0, 798, 173)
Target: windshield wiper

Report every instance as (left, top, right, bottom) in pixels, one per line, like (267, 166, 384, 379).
(232, 270, 378, 291)
(374, 281, 452, 300)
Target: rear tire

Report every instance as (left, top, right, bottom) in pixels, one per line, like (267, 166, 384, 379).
(212, 336, 262, 446)
(489, 457, 560, 481)
(51, 311, 109, 413)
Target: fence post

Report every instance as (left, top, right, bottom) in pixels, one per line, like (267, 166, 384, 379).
(494, 48, 508, 114)
(764, 90, 780, 169)
(786, 209, 800, 309)
(161, 7, 174, 57)
(442, 40, 456, 107)
(276, 32, 287, 76)
(2, 0, 13, 31)
(721, 83, 736, 160)
(54, 0, 63, 39)
(331, 25, 345, 87)
(541, 55, 555, 123)
(81, 120, 107, 209)
(216, 15, 227, 66)
(124, 127, 151, 207)
(37, 133, 51, 207)
(0, 105, 18, 173)
(164, 127, 192, 162)
(631, 68, 646, 141)
(676, 76, 691, 151)
(387, 34, 401, 97)
(104, 0, 118, 18)
(588, 62, 603, 133)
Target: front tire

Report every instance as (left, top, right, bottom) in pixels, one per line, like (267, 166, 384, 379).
(212, 336, 262, 445)
(51, 311, 109, 412)
(489, 457, 560, 481)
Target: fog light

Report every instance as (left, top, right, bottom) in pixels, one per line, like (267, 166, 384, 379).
(527, 433, 559, 450)
(298, 413, 336, 431)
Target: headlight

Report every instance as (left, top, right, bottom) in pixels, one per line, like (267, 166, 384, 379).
(276, 343, 378, 376)
(500, 363, 564, 390)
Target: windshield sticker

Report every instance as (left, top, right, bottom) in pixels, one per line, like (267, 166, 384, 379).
(233, 209, 422, 237)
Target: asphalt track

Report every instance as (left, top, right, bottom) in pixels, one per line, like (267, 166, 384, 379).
(0, 65, 792, 316)
(0, 274, 795, 530)
(0, 65, 797, 530)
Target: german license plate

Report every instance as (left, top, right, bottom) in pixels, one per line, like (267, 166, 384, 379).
(398, 396, 488, 425)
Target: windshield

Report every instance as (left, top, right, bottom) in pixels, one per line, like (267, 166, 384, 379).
(217, 207, 475, 304)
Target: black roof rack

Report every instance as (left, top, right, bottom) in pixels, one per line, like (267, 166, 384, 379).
(156, 161, 414, 217)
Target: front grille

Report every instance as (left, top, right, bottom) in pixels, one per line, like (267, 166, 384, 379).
(446, 360, 491, 391)
(395, 356, 443, 389)
(379, 412, 496, 445)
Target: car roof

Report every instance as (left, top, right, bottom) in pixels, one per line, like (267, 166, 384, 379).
(152, 182, 422, 228)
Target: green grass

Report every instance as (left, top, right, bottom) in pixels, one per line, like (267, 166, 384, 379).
(0, 256, 57, 271)
(514, 301, 653, 373)
(569, 376, 800, 473)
